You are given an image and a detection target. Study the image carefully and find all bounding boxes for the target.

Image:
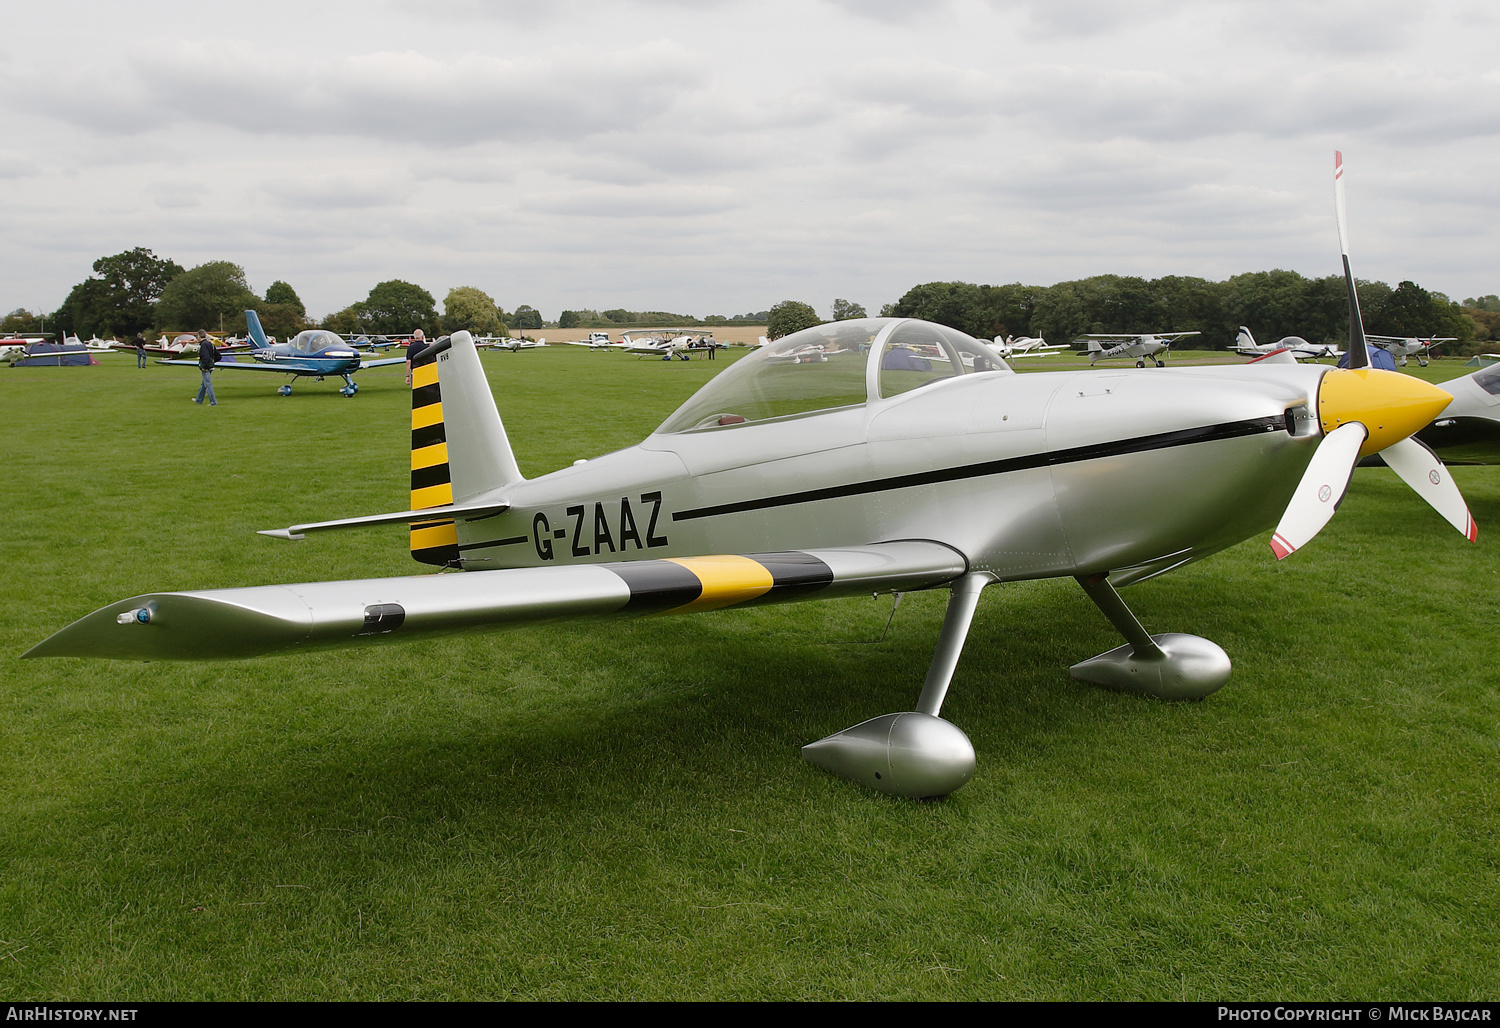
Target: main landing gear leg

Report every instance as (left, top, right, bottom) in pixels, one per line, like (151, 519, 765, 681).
(802, 572, 992, 798)
(1069, 573, 1230, 700)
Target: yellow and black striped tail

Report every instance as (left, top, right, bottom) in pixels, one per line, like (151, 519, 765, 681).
(409, 341, 459, 566)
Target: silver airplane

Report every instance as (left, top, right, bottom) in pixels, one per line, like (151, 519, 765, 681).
(1080, 331, 1200, 367)
(1415, 362, 1500, 464)
(992, 335, 1067, 359)
(25, 153, 1478, 800)
(1234, 327, 1342, 362)
(1367, 333, 1455, 367)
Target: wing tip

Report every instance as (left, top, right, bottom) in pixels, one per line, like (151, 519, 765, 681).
(1270, 534, 1295, 560)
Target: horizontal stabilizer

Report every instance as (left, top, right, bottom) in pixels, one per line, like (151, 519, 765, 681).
(258, 500, 512, 540)
(25, 541, 967, 661)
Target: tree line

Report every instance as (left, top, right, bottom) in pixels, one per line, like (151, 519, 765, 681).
(3, 249, 528, 342)
(872, 272, 1490, 353)
(8, 249, 1496, 354)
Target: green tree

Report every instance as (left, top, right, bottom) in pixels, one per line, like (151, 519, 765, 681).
(2, 308, 43, 334)
(511, 305, 543, 330)
(443, 286, 504, 335)
(766, 300, 822, 340)
(254, 303, 306, 341)
(92, 247, 184, 335)
(52, 278, 114, 337)
(558, 310, 582, 329)
(602, 308, 633, 323)
(363, 280, 437, 335)
(155, 261, 258, 331)
(320, 304, 367, 335)
(830, 298, 866, 321)
(264, 280, 305, 316)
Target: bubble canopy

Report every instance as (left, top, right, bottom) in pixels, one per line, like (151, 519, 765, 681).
(656, 318, 1008, 434)
(288, 330, 351, 353)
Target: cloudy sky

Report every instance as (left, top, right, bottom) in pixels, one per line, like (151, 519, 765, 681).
(3, 0, 1498, 322)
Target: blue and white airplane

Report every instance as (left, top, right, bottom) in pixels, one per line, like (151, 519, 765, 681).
(160, 311, 408, 396)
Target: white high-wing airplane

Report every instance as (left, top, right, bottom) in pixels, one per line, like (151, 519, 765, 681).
(1079, 331, 1200, 367)
(992, 335, 1067, 359)
(1234, 327, 1342, 362)
(1367, 334, 1455, 367)
(27, 152, 1478, 800)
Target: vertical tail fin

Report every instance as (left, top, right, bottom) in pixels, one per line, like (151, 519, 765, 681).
(244, 309, 270, 349)
(1237, 326, 1255, 350)
(408, 330, 524, 566)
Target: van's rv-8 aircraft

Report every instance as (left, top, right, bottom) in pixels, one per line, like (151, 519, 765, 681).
(27, 153, 1479, 799)
(992, 336, 1067, 360)
(159, 312, 407, 396)
(1079, 331, 1200, 367)
(1234, 327, 1343, 362)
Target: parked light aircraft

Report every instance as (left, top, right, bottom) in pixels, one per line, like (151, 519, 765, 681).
(0, 335, 48, 360)
(992, 335, 1067, 359)
(1367, 333, 1455, 367)
(115, 333, 248, 359)
(620, 330, 717, 359)
(1234, 327, 1342, 362)
(478, 336, 546, 352)
(565, 332, 616, 350)
(28, 153, 1478, 800)
(158, 312, 406, 396)
(1079, 331, 1200, 367)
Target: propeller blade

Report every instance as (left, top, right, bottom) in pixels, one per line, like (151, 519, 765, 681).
(1378, 436, 1478, 542)
(1270, 422, 1368, 559)
(1334, 151, 1370, 370)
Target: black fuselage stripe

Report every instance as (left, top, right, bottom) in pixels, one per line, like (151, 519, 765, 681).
(671, 416, 1286, 522)
(456, 535, 527, 552)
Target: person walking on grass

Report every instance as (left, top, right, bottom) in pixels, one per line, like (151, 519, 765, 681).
(193, 330, 218, 405)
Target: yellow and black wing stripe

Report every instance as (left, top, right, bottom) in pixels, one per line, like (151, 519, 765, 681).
(606, 551, 835, 615)
(409, 339, 459, 566)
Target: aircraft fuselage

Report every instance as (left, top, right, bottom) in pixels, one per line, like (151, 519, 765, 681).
(453, 364, 1326, 586)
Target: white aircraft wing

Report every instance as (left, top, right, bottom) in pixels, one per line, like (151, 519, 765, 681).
(26, 541, 967, 661)
(358, 357, 408, 370)
(155, 359, 294, 373)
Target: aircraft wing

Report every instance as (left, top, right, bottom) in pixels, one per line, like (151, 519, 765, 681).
(157, 359, 311, 374)
(25, 541, 967, 661)
(358, 357, 408, 370)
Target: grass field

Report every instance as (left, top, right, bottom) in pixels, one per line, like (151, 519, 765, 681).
(1, 348, 1497, 1000)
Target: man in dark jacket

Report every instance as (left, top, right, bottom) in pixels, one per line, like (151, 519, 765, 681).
(193, 330, 218, 405)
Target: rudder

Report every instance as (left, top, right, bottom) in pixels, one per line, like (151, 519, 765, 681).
(407, 331, 524, 566)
